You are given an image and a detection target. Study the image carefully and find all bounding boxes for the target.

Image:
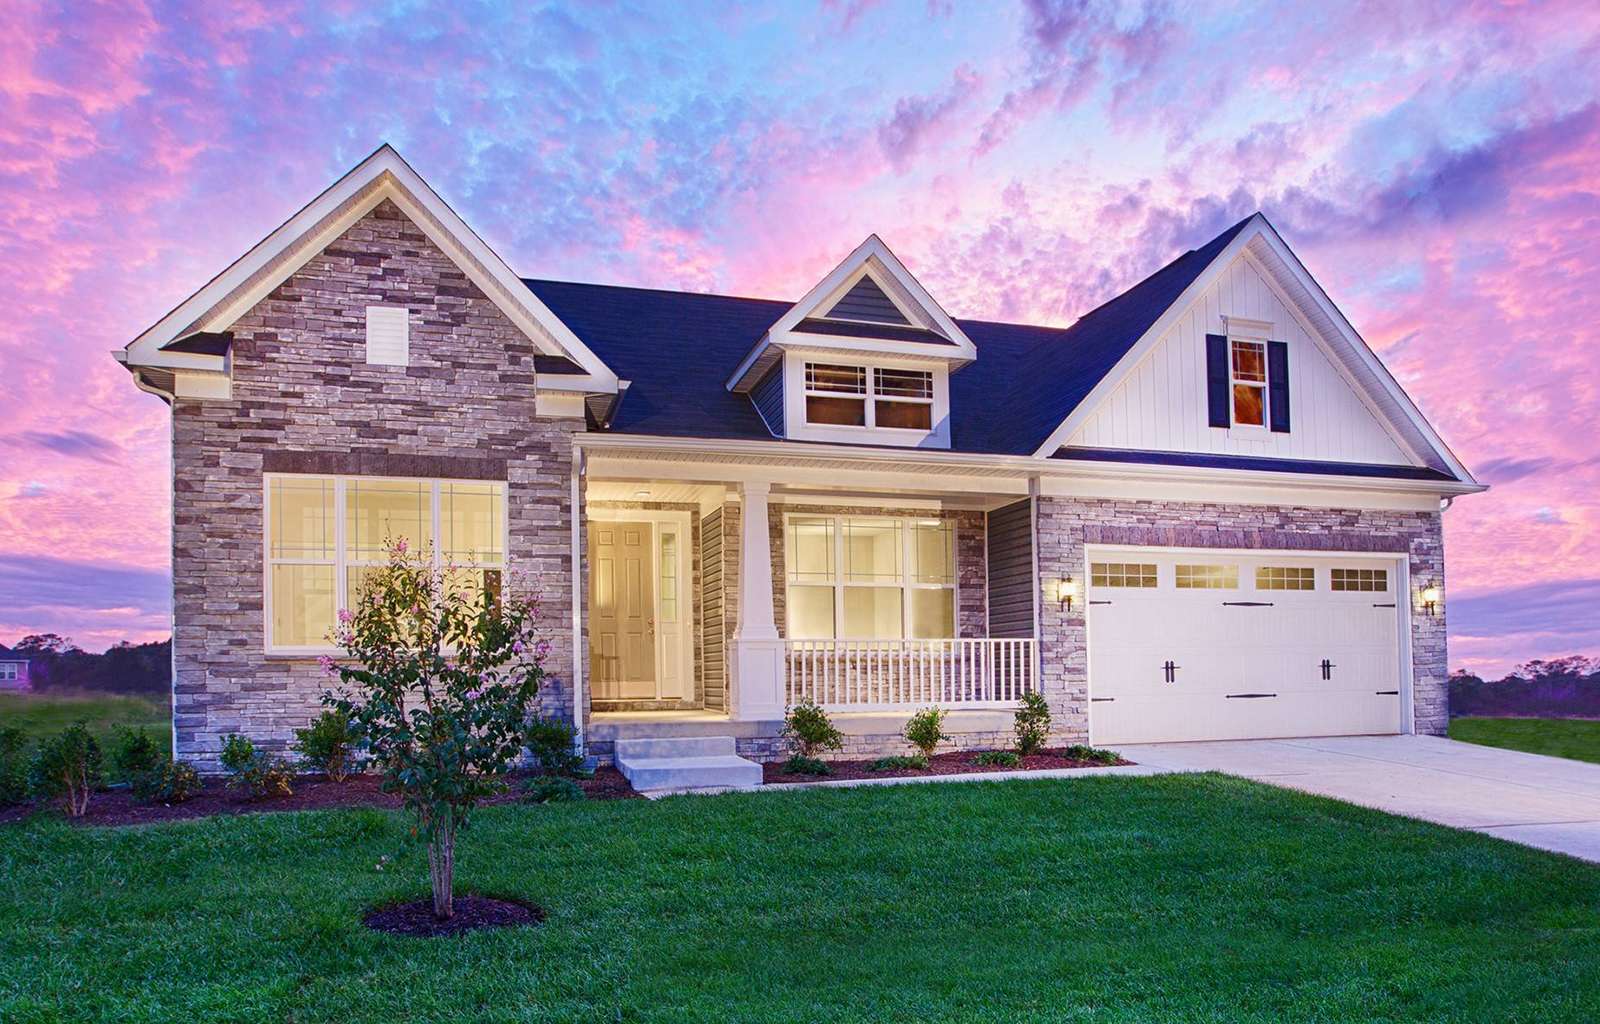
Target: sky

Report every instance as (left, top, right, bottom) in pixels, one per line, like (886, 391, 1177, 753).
(0, 0, 1596, 676)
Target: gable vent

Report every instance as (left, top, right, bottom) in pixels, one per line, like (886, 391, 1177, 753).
(824, 275, 910, 325)
(365, 306, 410, 365)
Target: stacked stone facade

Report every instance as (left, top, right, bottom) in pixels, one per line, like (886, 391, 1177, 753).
(170, 200, 580, 767)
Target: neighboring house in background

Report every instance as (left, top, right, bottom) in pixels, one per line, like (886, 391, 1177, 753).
(0, 646, 31, 692)
(115, 146, 1483, 777)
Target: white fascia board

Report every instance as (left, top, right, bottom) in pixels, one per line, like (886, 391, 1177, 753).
(773, 333, 966, 363)
(120, 144, 617, 391)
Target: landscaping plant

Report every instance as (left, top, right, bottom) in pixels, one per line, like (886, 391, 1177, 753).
(779, 755, 832, 776)
(523, 775, 585, 803)
(29, 722, 103, 817)
(324, 540, 549, 921)
(1014, 691, 1051, 756)
(0, 726, 29, 807)
(903, 706, 947, 759)
(293, 708, 360, 782)
(109, 726, 164, 785)
(868, 754, 929, 772)
(781, 698, 844, 760)
(1065, 744, 1121, 766)
(131, 758, 203, 804)
(219, 733, 295, 799)
(525, 715, 586, 776)
(973, 750, 1020, 768)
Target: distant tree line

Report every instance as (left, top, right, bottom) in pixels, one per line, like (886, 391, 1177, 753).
(4, 634, 170, 696)
(1450, 656, 1600, 718)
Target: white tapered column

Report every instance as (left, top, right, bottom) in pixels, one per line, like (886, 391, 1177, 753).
(732, 480, 784, 720)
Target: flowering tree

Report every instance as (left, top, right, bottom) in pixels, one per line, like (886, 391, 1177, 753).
(323, 539, 550, 920)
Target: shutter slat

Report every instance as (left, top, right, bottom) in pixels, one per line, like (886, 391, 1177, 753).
(1267, 340, 1290, 433)
(1205, 334, 1230, 428)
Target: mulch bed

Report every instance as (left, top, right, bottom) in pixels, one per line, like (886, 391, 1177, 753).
(764, 748, 1133, 784)
(0, 767, 639, 828)
(363, 895, 545, 938)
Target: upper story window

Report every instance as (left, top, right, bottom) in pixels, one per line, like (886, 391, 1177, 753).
(803, 361, 933, 431)
(1230, 338, 1267, 428)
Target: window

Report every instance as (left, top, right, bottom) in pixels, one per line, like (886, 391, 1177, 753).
(1230, 338, 1267, 428)
(0, 664, 16, 681)
(1090, 562, 1159, 588)
(365, 306, 410, 365)
(785, 515, 956, 639)
(266, 475, 505, 651)
(803, 361, 935, 432)
(1256, 566, 1315, 591)
(1175, 564, 1238, 589)
(1332, 568, 1388, 592)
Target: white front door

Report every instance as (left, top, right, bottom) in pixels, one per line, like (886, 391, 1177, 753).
(1088, 550, 1404, 744)
(588, 512, 692, 702)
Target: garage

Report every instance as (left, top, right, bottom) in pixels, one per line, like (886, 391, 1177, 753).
(1087, 549, 1406, 744)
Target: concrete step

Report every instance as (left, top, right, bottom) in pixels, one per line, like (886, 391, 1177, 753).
(616, 752, 764, 793)
(614, 735, 736, 760)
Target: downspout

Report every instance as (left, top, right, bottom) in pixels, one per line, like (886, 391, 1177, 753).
(569, 442, 586, 755)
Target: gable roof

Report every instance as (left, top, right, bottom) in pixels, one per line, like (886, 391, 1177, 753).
(0, 644, 25, 663)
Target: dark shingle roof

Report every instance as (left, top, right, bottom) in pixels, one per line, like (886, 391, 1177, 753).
(524, 215, 1255, 456)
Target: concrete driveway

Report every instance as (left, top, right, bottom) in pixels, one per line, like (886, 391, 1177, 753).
(1118, 735, 1600, 863)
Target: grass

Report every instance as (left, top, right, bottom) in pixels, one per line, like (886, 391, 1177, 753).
(1450, 716, 1600, 765)
(0, 690, 169, 747)
(2, 775, 1598, 1022)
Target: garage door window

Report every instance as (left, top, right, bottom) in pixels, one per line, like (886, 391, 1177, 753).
(1256, 566, 1315, 590)
(1175, 564, 1238, 589)
(1331, 568, 1388, 592)
(1090, 562, 1158, 588)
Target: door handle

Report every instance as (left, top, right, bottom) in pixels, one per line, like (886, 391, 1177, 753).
(1320, 658, 1336, 681)
(1161, 660, 1180, 683)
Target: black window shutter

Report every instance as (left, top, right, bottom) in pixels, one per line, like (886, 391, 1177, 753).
(1267, 340, 1290, 433)
(1205, 334, 1230, 428)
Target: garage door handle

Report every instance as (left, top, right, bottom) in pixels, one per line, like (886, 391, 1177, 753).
(1222, 601, 1274, 607)
(1089, 600, 1113, 606)
(1091, 697, 1115, 703)
(1374, 690, 1399, 695)
(1225, 693, 1277, 699)
(1372, 602, 1396, 608)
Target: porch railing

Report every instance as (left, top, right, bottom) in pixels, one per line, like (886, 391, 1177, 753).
(783, 638, 1038, 711)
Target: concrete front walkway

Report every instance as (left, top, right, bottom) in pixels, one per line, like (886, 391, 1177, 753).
(1119, 735, 1600, 863)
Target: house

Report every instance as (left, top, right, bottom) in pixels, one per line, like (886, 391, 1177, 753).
(115, 145, 1482, 781)
(0, 646, 30, 692)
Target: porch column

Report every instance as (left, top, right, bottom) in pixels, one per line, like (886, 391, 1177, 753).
(731, 479, 785, 721)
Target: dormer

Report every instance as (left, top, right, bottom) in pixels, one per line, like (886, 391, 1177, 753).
(727, 235, 976, 449)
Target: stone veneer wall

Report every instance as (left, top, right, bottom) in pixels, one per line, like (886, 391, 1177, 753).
(1033, 496, 1449, 742)
(171, 199, 580, 768)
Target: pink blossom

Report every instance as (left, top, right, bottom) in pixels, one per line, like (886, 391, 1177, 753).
(394, 538, 408, 554)
(317, 655, 337, 676)
(512, 640, 524, 654)
(337, 608, 353, 624)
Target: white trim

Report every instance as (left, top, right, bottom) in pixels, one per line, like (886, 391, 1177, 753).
(781, 512, 959, 642)
(121, 144, 617, 391)
(782, 350, 950, 448)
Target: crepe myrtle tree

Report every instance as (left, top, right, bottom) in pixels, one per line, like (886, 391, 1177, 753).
(322, 538, 551, 921)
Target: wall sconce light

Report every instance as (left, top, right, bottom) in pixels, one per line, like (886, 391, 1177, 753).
(1056, 576, 1077, 611)
(1420, 581, 1441, 616)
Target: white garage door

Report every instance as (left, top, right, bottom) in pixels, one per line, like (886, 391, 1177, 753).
(1088, 551, 1404, 744)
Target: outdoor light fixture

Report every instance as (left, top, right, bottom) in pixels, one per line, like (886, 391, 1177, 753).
(1420, 581, 1441, 616)
(1057, 576, 1077, 611)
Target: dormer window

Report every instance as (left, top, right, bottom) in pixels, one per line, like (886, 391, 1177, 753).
(1229, 338, 1268, 428)
(803, 361, 934, 431)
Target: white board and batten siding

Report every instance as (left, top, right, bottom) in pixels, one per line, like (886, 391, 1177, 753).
(1067, 253, 1413, 466)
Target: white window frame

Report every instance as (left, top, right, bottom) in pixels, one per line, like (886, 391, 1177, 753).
(782, 349, 950, 448)
(0, 664, 17, 681)
(1228, 336, 1270, 431)
(783, 513, 959, 640)
(263, 473, 508, 655)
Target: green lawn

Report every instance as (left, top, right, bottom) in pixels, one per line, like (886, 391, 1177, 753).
(1450, 716, 1600, 765)
(2, 776, 1598, 1022)
(0, 690, 169, 748)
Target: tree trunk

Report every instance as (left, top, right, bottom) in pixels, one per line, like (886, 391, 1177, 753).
(428, 821, 456, 920)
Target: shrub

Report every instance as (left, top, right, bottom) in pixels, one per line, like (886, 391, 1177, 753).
(779, 755, 832, 776)
(219, 733, 294, 800)
(0, 727, 29, 807)
(868, 754, 928, 772)
(523, 775, 585, 804)
(109, 726, 164, 784)
(1065, 744, 1121, 766)
(1014, 691, 1052, 756)
(525, 715, 586, 777)
(782, 699, 844, 760)
(903, 706, 947, 759)
(973, 750, 1020, 768)
(131, 759, 204, 804)
(293, 709, 359, 782)
(29, 723, 104, 817)
(325, 540, 549, 921)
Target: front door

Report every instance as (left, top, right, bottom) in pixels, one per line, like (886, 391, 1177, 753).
(590, 521, 657, 699)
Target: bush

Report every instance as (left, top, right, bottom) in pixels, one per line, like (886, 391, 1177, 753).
(903, 707, 947, 759)
(779, 755, 832, 776)
(1065, 744, 1121, 766)
(525, 715, 586, 776)
(293, 709, 359, 782)
(0, 727, 29, 807)
(523, 775, 586, 804)
(219, 733, 294, 800)
(973, 750, 1020, 768)
(109, 727, 164, 784)
(782, 699, 844, 760)
(131, 759, 204, 804)
(1014, 692, 1052, 755)
(29, 723, 104, 817)
(868, 754, 928, 772)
